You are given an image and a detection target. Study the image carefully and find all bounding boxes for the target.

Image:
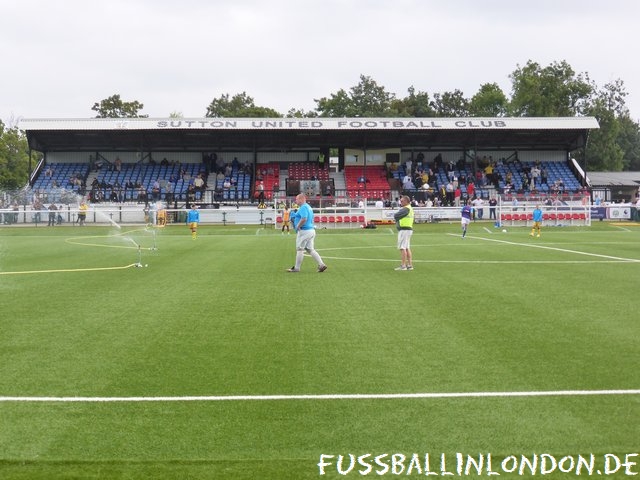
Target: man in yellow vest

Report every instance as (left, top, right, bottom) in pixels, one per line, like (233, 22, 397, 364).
(77, 201, 88, 226)
(393, 195, 414, 270)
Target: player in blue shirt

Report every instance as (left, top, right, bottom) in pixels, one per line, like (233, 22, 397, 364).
(287, 193, 328, 273)
(530, 205, 543, 238)
(461, 200, 473, 238)
(186, 205, 200, 239)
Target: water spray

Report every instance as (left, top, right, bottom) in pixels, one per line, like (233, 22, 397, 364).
(150, 226, 158, 251)
(135, 243, 143, 268)
(127, 237, 145, 268)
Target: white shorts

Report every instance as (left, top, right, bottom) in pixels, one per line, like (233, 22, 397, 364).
(296, 228, 316, 251)
(397, 229, 413, 250)
(461, 217, 471, 227)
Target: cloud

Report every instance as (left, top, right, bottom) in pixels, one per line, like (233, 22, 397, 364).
(1, 0, 639, 122)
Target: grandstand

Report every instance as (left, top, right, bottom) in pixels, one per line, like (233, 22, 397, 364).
(27, 155, 584, 223)
(11, 116, 602, 224)
(29, 155, 585, 208)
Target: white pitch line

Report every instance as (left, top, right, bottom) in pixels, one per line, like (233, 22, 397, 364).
(1, 390, 639, 403)
(319, 255, 628, 264)
(457, 234, 640, 263)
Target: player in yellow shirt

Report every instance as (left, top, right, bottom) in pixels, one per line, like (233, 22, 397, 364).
(281, 206, 291, 234)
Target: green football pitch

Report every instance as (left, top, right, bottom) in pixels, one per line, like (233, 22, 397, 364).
(1, 221, 639, 479)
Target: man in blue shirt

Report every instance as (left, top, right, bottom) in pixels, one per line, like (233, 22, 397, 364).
(287, 193, 328, 273)
(530, 205, 543, 238)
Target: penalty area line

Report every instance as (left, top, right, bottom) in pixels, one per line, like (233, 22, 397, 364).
(1, 389, 639, 403)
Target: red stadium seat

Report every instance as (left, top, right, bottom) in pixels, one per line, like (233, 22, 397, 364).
(328, 216, 335, 223)
(335, 216, 343, 223)
(358, 215, 365, 223)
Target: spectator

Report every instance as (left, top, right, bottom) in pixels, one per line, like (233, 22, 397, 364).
(256, 181, 265, 204)
(47, 204, 57, 226)
(152, 180, 161, 200)
(472, 196, 484, 220)
(489, 196, 497, 220)
(194, 174, 205, 192)
(137, 186, 148, 204)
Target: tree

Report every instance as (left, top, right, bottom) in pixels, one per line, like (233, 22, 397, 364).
(580, 78, 640, 171)
(595, 80, 640, 171)
(314, 88, 355, 117)
(91, 94, 147, 118)
(616, 115, 640, 171)
(0, 121, 32, 190)
(315, 74, 395, 117)
(468, 83, 508, 117)
(392, 86, 435, 117)
(285, 108, 318, 118)
(349, 75, 395, 117)
(508, 60, 592, 117)
(597, 78, 629, 118)
(583, 101, 624, 171)
(205, 92, 281, 117)
(430, 89, 469, 117)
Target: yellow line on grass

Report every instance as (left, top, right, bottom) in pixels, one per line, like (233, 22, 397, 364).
(0, 264, 139, 275)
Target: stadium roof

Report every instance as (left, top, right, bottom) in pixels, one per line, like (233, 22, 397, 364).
(19, 117, 599, 153)
(587, 171, 640, 187)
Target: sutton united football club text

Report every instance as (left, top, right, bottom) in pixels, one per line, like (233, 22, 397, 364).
(156, 119, 508, 129)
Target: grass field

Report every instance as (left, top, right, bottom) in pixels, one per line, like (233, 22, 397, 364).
(0, 220, 639, 479)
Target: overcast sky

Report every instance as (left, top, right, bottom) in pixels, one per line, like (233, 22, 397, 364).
(2, 0, 639, 125)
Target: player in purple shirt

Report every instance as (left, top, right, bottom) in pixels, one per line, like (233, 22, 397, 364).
(461, 200, 473, 238)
